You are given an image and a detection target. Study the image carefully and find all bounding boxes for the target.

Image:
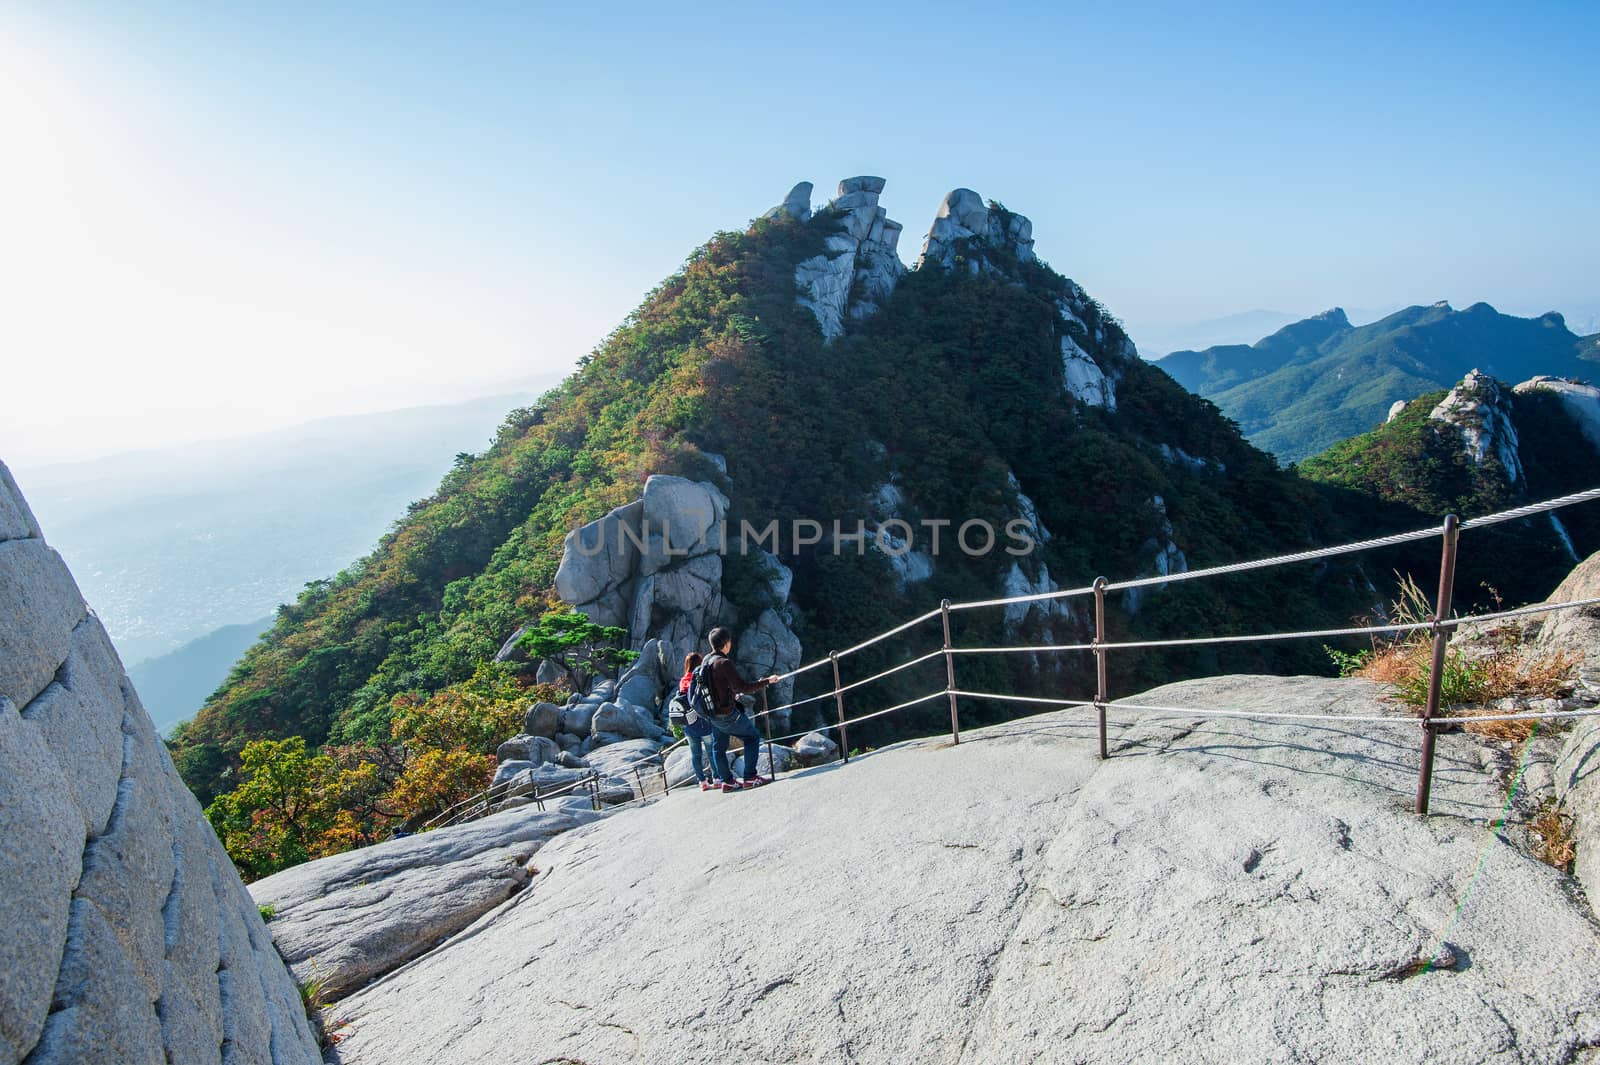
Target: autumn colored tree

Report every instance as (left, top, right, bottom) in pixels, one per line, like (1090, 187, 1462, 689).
(205, 737, 335, 880)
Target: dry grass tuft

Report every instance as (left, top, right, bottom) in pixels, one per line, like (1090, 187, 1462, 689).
(1531, 800, 1577, 871)
(1329, 575, 1578, 740)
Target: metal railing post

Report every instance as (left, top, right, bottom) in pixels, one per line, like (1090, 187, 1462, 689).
(831, 651, 849, 764)
(762, 687, 776, 781)
(532, 781, 544, 812)
(941, 599, 960, 745)
(1417, 514, 1461, 815)
(1094, 576, 1109, 760)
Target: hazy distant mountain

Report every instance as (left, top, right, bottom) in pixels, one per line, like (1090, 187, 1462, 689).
(1157, 302, 1600, 462)
(128, 616, 273, 735)
(15, 391, 549, 664)
(1131, 306, 1405, 358)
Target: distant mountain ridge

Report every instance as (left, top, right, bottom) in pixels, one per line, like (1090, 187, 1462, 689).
(1158, 302, 1600, 463)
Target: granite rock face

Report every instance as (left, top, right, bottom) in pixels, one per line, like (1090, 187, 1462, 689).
(761, 180, 813, 223)
(327, 673, 1600, 1064)
(917, 186, 1036, 272)
(1516, 375, 1600, 452)
(0, 458, 322, 1065)
(1525, 549, 1600, 913)
(535, 474, 804, 742)
(247, 803, 598, 1001)
(792, 176, 908, 339)
(1431, 369, 1524, 482)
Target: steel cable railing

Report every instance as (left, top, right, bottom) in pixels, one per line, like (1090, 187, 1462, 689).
(430, 486, 1600, 831)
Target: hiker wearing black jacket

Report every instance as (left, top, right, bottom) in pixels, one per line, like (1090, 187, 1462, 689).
(701, 625, 778, 791)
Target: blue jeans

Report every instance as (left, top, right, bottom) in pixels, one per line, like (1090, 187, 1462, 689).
(683, 717, 714, 784)
(705, 711, 762, 782)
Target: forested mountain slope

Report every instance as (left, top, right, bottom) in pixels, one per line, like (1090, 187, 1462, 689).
(171, 177, 1516, 856)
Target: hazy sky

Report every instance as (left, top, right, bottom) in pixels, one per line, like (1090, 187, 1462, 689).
(5, 1, 1597, 466)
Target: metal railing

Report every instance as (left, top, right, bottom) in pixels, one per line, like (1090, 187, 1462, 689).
(427, 486, 1600, 829)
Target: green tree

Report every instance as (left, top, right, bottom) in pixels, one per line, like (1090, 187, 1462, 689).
(515, 611, 638, 679)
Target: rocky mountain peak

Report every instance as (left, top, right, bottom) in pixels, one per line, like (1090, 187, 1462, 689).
(786, 175, 906, 340)
(1429, 368, 1524, 482)
(917, 187, 1036, 272)
(781, 178, 1052, 340)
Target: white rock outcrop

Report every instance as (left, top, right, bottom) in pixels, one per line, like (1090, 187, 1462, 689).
(247, 803, 598, 1001)
(761, 180, 813, 223)
(1124, 495, 1189, 615)
(1061, 333, 1117, 409)
(793, 176, 907, 339)
(1430, 369, 1524, 482)
(1515, 375, 1600, 452)
(326, 674, 1600, 1064)
(917, 187, 1036, 271)
(0, 459, 322, 1065)
(865, 481, 933, 591)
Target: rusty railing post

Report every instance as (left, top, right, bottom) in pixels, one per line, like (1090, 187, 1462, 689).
(941, 599, 961, 745)
(762, 687, 776, 782)
(1417, 514, 1461, 815)
(831, 651, 849, 764)
(1094, 577, 1109, 760)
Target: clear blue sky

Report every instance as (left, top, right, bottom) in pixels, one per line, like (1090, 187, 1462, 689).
(4, 1, 1597, 463)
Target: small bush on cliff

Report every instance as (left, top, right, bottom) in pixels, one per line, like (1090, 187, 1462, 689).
(1333, 576, 1576, 739)
(515, 611, 637, 680)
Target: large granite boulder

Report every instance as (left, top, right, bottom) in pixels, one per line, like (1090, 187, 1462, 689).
(0, 458, 322, 1065)
(640, 475, 727, 570)
(522, 701, 562, 737)
(553, 499, 645, 627)
(495, 733, 562, 766)
(327, 674, 1600, 1063)
(248, 803, 598, 1001)
(735, 607, 803, 727)
(792, 730, 840, 766)
(591, 701, 664, 743)
(762, 180, 813, 223)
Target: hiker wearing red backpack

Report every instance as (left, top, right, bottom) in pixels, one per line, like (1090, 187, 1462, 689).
(689, 626, 779, 791)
